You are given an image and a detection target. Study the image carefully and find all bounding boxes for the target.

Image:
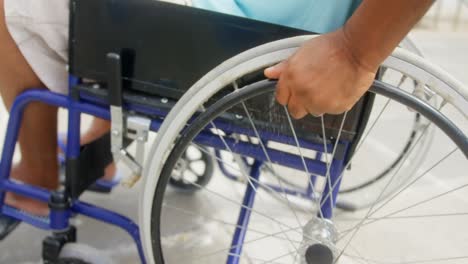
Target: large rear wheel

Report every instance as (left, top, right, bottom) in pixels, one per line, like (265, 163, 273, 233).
(140, 36, 468, 263)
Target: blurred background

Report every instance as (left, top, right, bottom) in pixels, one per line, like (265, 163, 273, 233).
(0, 1, 467, 263)
(418, 0, 468, 32)
(413, 0, 468, 85)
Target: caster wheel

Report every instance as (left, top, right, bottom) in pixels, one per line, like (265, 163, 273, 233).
(169, 145, 214, 192)
(57, 243, 113, 264)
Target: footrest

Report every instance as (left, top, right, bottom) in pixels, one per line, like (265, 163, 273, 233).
(66, 133, 113, 199)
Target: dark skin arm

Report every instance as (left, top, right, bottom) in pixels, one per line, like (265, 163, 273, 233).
(265, 0, 434, 118)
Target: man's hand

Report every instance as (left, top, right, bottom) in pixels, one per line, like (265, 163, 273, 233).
(265, 0, 433, 119)
(264, 30, 377, 119)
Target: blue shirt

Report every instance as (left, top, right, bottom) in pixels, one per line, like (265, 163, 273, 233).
(192, 0, 362, 34)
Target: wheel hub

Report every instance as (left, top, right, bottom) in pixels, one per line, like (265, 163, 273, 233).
(300, 218, 338, 264)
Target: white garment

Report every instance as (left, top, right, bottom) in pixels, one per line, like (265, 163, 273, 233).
(4, 0, 192, 94)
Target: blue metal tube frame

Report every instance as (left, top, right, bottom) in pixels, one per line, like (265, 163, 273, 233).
(227, 160, 263, 264)
(207, 119, 332, 154)
(0, 86, 352, 262)
(79, 89, 333, 155)
(215, 150, 315, 200)
(72, 201, 144, 261)
(195, 132, 328, 176)
(0, 89, 147, 263)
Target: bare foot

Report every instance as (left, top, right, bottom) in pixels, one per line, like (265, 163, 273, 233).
(5, 165, 49, 216)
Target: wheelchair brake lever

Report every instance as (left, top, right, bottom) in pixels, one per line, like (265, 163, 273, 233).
(107, 52, 150, 188)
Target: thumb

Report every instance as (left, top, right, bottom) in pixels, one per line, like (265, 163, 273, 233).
(264, 61, 287, 79)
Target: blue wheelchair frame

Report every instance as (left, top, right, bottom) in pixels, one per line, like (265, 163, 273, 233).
(0, 74, 350, 263)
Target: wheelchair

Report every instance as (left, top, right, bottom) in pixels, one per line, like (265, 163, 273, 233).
(0, 0, 467, 263)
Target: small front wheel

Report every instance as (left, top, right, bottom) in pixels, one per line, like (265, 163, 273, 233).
(169, 145, 214, 192)
(57, 243, 112, 264)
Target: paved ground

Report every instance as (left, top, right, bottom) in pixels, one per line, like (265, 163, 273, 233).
(0, 28, 467, 263)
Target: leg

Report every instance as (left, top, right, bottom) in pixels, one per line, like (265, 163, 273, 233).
(80, 117, 111, 145)
(0, 0, 57, 216)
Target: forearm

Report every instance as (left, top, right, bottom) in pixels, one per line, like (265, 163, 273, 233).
(343, 0, 434, 70)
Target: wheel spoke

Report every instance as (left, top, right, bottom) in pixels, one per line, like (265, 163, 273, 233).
(261, 249, 298, 264)
(157, 68, 467, 264)
(170, 171, 315, 246)
(347, 244, 372, 264)
(195, 144, 315, 206)
(337, 146, 458, 239)
(369, 147, 459, 217)
(317, 112, 348, 219)
(192, 143, 330, 253)
(162, 202, 303, 243)
(189, 227, 302, 263)
(318, 99, 392, 209)
(283, 105, 324, 219)
(362, 212, 468, 221)
(205, 119, 301, 259)
(175, 217, 303, 263)
(319, 115, 331, 218)
(208, 119, 260, 193)
(339, 182, 468, 240)
(236, 80, 306, 239)
(334, 103, 446, 261)
(179, 170, 347, 258)
(340, 254, 468, 264)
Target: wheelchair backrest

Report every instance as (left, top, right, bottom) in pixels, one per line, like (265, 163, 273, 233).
(69, 0, 375, 156)
(69, 0, 309, 98)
